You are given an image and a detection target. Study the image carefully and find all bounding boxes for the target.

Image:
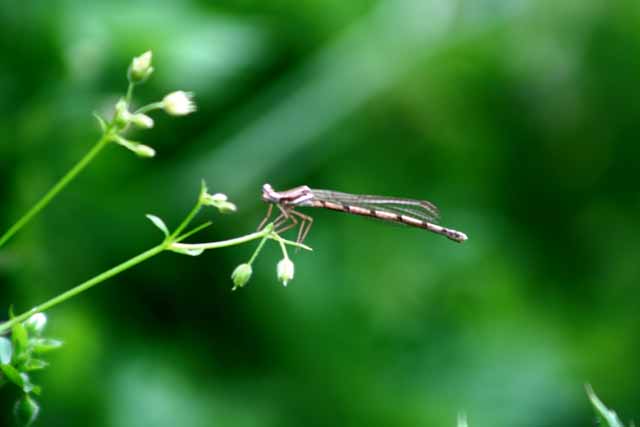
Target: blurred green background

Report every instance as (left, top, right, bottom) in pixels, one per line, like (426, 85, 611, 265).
(1, 0, 639, 426)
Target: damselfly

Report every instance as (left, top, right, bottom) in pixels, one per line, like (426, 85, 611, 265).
(258, 183, 468, 244)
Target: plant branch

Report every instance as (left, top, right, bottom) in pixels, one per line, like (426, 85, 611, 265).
(0, 243, 165, 334)
(0, 134, 112, 249)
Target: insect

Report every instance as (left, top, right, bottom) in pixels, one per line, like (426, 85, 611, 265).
(258, 183, 468, 244)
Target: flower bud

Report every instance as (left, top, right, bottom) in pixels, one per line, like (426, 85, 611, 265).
(113, 98, 130, 129)
(132, 144, 156, 158)
(162, 91, 196, 116)
(231, 263, 253, 290)
(277, 258, 294, 286)
(208, 193, 228, 203)
(131, 113, 154, 129)
(114, 136, 156, 158)
(201, 192, 237, 213)
(128, 50, 154, 83)
(24, 313, 47, 335)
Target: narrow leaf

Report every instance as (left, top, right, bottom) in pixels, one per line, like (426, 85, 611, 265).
(146, 214, 169, 237)
(31, 338, 63, 354)
(586, 384, 624, 427)
(12, 322, 28, 356)
(169, 246, 204, 257)
(93, 112, 107, 132)
(1, 364, 24, 388)
(22, 359, 48, 372)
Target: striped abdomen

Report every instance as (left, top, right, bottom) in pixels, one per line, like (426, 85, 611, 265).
(309, 200, 467, 243)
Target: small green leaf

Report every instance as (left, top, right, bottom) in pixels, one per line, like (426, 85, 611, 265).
(93, 112, 107, 132)
(1, 364, 24, 388)
(0, 337, 13, 364)
(22, 359, 48, 372)
(31, 338, 63, 354)
(146, 214, 169, 237)
(586, 384, 624, 427)
(169, 246, 204, 257)
(14, 394, 40, 427)
(12, 322, 28, 356)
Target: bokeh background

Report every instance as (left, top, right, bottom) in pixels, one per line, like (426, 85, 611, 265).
(1, 0, 639, 426)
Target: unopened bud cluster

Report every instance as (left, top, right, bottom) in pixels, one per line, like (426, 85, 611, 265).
(102, 50, 197, 159)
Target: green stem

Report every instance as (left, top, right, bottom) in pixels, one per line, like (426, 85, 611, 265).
(0, 243, 165, 334)
(274, 233, 290, 259)
(170, 229, 270, 252)
(248, 235, 269, 265)
(170, 228, 313, 253)
(170, 199, 202, 240)
(135, 102, 163, 115)
(0, 134, 111, 249)
(175, 221, 213, 242)
(125, 82, 135, 104)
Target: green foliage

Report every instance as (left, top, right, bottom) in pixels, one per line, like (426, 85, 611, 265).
(0, 313, 61, 426)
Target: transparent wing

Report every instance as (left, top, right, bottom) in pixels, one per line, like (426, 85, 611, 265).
(310, 189, 440, 223)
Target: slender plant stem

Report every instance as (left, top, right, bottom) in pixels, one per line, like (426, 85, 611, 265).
(171, 200, 202, 240)
(274, 233, 290, 259)
(170, 228, 312, 252)
(248, 235, 270, 264)
(0, 134, 112, 249)
(170, 229, 270, 251)
(0, 243, 165, 334)
(135, 102, 163, 114)
(175, 222, 213, 242)
(125, 82, 135, 104)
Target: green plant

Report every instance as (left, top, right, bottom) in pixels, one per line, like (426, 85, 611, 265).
(0, 51, 309, 425)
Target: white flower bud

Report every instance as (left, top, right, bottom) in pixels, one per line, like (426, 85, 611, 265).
(277, 258, 294, 286)
(114, 136, 156, 158)
(131, 113, 154, 129)
(209, 193, 228, 203)
(128, 51, 154, 83)
(162, 91, 196, 116)
(132, 144, 156, 158)
(113, 98, 130, 129)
